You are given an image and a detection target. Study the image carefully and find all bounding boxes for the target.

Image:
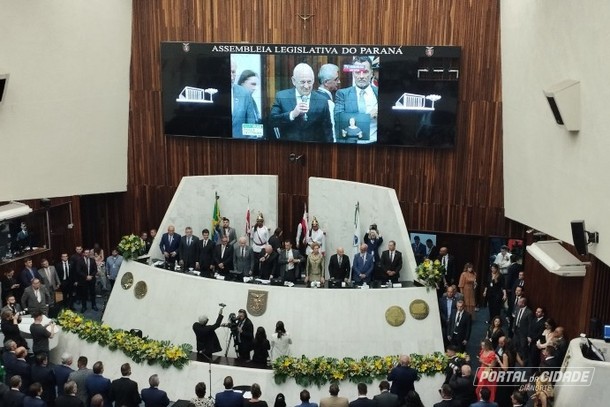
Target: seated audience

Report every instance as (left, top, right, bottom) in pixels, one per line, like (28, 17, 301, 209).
(348, 383, 375, 407)
(296, 390, 318, 407)
(214, 376, 243, 407)
(372, 381, 398, 407)
(319, 383, 349, 407)
(191, 382, 214, 407)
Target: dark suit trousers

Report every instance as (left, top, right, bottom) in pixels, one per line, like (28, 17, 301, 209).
(80, 280, 96, 308)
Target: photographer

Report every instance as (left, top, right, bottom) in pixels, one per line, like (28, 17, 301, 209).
(235, 309, 254, 360)
(192, 304, 225, 359)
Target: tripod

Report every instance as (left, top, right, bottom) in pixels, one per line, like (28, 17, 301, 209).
(224, 330, 239, 358)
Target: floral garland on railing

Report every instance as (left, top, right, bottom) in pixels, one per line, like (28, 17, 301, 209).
(273, 352, 458, 387)
(58, 310, 192, 369)
(416, 258, 446, 290)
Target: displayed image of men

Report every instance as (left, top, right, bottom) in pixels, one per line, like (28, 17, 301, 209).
(231, 59, 259, 138)
(335, 56, 378, 143)
(192, 305, 224, 360)
(270, 62, 333, 143)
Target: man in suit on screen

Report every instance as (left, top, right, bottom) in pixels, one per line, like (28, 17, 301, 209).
(231, 59, 259, 138)
(269, 62, 333, 143)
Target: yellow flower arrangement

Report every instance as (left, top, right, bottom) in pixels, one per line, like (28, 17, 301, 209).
(273, 352, 457, 387)
(416, 259, 446, 290)
(117, 234, 146, 261)
(57, 310, 191, 369)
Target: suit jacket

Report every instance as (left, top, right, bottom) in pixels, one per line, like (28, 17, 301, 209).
(335, 86, 379, 116)
(31, 364, 56, 405)
(258, 251, 278, 279)
(56, 260, 75, 285)
(468, 402, 498, 407)
(85, 373, 112, 407)
(75, 257, 97, 285)
(213, 244, 234, 273)
(352, 253, 374, 283)
(448, 310, 472, 345)
(513, 307, 533, 335)
(4, 389, 26, 407)
(53, 364, 74, 395)
(328, 254, 351, 281)
(141, 387, 170, 407)
(68, 368, 93, 405)
(372, 391, 399, 407)
(439, 296, 457, 328)
(233, 244, 255, 276)
(449, 373, 477, 407)
(39, 266, 61, 291)
(197, 238, 215, 273)
(21, 286, 51, 315)
(432, 400, 460, 407)
(178, 235, 200, 269)
(159, 233, 181, 256)
(109, 377, 141, 407)
(387, 365, 418, 400)
(411, 242, 427, 263)
(19, 267, 42, 288)
(269, 88, 333, 143)
(528, 317, 546, 342)
(440, 254, 457, 285)
(379, 250, 403, 282)
(55, 394, 85, 407)
(193, 313, 223, 355)
(348, 398, 376, 407)
(427, 244, 440, 260)
(214, 389, 245, 407)
(277, 248, 303, 281)
(218, 226, 237, 246)
(319, 396, 349, 407)
(23, 396, 45, 407)
(231, 83, 258, 138)
(13, 358, 32, 392)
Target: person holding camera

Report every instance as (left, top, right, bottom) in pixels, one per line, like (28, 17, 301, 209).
(192, 304, 225, 359)
(235, 309, 254, 360)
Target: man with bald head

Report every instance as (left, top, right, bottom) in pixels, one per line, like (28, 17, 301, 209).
(270, 62, 333, 142)
(352, 244, 374, 284)
(160, 225, 181, 270)
(387, 355, 418, 405)
(328, 247, 351, 281)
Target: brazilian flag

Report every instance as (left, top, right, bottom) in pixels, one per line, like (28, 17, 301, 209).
(212, 193, 221, 242)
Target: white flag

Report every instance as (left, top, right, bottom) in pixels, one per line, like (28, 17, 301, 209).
(353, 202, 361, 256)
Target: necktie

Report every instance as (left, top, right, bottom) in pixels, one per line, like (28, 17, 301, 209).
(187, 237, 191, 246)
(456, 312, 462, 325)
(46, 268, 51, 283)
(242, 248, 246, 258)
(221, 246, 225, 258)
(390, 251, 394, 262)
(64, 262, 69, 278)
(85, 258, 90, 271)
(358, 89, 367, 113)
(338, 256, 342, 266)
(169, 235, 173, 245)
(35, 289, 41, 302)
(516, 308, 524, 327)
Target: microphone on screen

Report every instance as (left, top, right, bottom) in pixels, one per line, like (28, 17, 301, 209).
(301, 95, 309, 121)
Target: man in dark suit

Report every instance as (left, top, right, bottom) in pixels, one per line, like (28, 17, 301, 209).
(447, 300, 472, 352)
(469, 387, 498, 407)
(387, 355, 418, 405)
(230, 60, 259, 138)
(328, 247, 351, 282)
(528, 307, 546, 368)
(214, 376, 244, 407)
(352, 244, 374, 284)
(439, 286, 458, 346)
(178, 227, 199, 270)
(411, 236, 427, 265)
(76, 250, 97, 312)
(53, 353, 75, 396)
(433, 384, 459, 407)
(334, 56, 379, 144)
(159, 225, 181, 269)
(13, 347, 31, 392)
(538, 346, 561, 384)
(233, 236, 255, 280)
(19, 258, 42, 289)
(372, 381, 398, 407)
(349, 383, 376, 407)
(379, 241, 403, 283)
(277, 240, 303, 282)
(85, 361, 111, 407)
(512, 297, 533, 362)
(109, 363, 141, 407)
(30, 354, 56, 407)
(269, 62, 333, 143)
(213, 236, 234, 277)
(140, 374, 170, 407)
(235, 309, 254, 360)
(449, 365, 477, 407)
(507, 286, 524, 335)
(193, 306, 224, 359)
(197, 229, 215, 277)
(257, 244, 278, 280)
(443, 345, 465, 385)
(426, 239, 439, 260)
(4, 375, 26, 407)
(56, 252, 77, 310)
(56, 381, 85, 407)
(439, 247, 457, 286)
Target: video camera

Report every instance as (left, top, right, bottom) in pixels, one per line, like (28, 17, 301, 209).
(226, 312, 240, 335)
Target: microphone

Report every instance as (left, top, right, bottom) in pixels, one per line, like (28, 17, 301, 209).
(301, 95, 309, 121)
(219, 303, 226, 307)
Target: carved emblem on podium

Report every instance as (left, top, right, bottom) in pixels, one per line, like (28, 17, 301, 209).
(385, 306, 406, 327)
(121, 272, 134, 290)
(247, 290, 268, 316)
(409, 299, 429, 320)
(134, 281, 147, 299)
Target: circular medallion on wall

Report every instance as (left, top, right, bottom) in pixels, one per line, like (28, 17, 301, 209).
(409, 299, 430, 320)
(134, 281, 147, 299)
(121, 272, 134, 290)
(385, 305, 406, 327)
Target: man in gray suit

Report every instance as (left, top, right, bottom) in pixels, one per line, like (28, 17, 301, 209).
(39, 258, 61, 305)
(233, 236, 254, 280)
(218, 217, 237, 246)
(178, 227, 200, 270)
(21, 278, 51, 315)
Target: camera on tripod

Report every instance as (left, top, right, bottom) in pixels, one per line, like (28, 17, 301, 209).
(226, 312, 240, 334)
